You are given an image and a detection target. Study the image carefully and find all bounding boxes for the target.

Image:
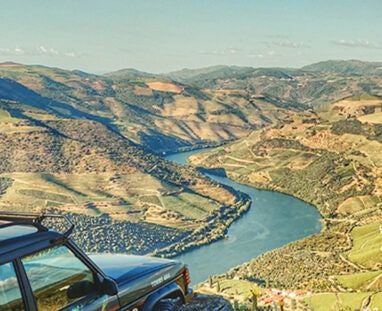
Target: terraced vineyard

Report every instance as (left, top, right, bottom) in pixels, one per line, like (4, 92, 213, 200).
(190, 96, 382, 309)
(0, 98, 249, 256)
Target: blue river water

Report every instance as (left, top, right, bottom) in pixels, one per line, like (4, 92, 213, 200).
(165, 149, 322, 285)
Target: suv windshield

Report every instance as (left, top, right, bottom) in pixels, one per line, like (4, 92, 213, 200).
(22, 245, 95, 311)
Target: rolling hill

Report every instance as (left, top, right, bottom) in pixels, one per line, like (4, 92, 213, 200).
(0, 98, 250, 256)
(0, 63, 272, 152)
(188, 95, 382, 308)
(1, 59, 382, 309)
(1, 60, 381, 155)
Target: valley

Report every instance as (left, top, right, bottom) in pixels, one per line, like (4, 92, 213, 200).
(0, 59, 381, 309)
(188, 95, 382, 309)
(166, 149, 321, 285)
(0, 98, 249, 256)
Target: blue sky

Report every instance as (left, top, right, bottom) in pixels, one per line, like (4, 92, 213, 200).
(1, 0, 381, 73)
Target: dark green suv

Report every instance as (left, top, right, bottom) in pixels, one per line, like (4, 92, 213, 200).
(0, 212, 193, 311)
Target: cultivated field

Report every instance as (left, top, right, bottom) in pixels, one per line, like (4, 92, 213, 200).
(189, 96, 382, 309)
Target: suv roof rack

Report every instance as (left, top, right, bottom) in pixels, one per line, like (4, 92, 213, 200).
(0, 211, 74, 237)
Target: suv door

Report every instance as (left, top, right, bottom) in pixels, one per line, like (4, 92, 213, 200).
(20, 245, 119, 311)
(0, 261, 25, 311)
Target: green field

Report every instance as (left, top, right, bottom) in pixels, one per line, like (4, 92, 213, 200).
(335, 270, 382, 291)
(0, 108, 13, 121)
(370, 292, 382, 309)
(304, 292, 370, 311)
(348, 222, 382, 269)
(0, 171, 223, 227)
(160, 192, 219, 220)
(216, 279, 259, 298)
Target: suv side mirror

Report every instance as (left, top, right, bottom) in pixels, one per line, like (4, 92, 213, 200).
(67, 280, 96, 299)
(67, 277, 118, 299)
(99, 277, 118, 296)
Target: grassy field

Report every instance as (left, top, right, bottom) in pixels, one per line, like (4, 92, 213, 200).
(371, 292, 382, 309)
(348, 222, 382, 269)
(359, 111, 382, 124)
(0, 171, 221, 227)
(318, 96, 382, 123)
(335, 270, 382, 291)
(160, 192, 219, 220)
(304, 292, 370, 311)
(0, 108, 14, 121)
(0, 103, 50, 133)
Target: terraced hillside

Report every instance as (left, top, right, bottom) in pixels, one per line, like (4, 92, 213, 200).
(189, 96, 382, 309)
(1, 60, 382, 309)
(0, 62, 288, 153)
(1, 61, 382, 154)
(0, 99, 250, 256)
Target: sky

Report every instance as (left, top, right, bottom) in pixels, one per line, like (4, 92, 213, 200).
(1, 0, 381, 73)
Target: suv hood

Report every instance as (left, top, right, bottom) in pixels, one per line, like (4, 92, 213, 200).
(89, 254, 179, 283)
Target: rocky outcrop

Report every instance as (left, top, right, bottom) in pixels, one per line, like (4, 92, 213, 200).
(176, 294, 233, 311)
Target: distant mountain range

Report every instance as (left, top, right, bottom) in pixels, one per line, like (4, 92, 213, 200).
(0, 60, 381, 154)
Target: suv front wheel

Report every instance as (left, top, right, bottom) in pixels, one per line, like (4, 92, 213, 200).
(154, 297, 181, 311)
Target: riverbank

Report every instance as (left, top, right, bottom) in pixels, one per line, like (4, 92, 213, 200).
(185, 110, 382, 309)
(159, 141, 228, 156)
(151, 192, 251, 258)
(164, 149, 321, 285)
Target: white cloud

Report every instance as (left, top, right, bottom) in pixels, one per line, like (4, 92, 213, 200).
(333, 39, 382, 50)
(39, 46, 48, 53)
(227, 48, 240, 54)
(0, 47, 25, 55)
(197, 47, 241, 56)
(267, 34, 290, 39)
(0, 46, 81, 58)
(37, 46, 59, 55)
(14, 47, 25, 54)
(64, 51, 79, 58)
(279, 40, 310, 48)
(247, 53, 264, 59)
(247, 49, 279, 59)
(262, 39, 311, 49)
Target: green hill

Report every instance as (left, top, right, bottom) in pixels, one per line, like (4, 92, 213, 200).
(188, 95, 382, 308)
(302, 59, 382, 75)
(0, 98, 249, 256)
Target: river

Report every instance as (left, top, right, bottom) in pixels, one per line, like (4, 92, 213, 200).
(165, 149, 322, 285)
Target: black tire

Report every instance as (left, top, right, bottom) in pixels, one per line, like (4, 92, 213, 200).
(154, 299, 175, 311)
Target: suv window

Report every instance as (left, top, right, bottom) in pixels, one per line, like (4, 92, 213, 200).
(22, 245, 95, 311)
(0, 262, 24, 311)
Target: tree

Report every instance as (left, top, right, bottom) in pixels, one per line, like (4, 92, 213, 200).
(250, 288, 260, 311)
